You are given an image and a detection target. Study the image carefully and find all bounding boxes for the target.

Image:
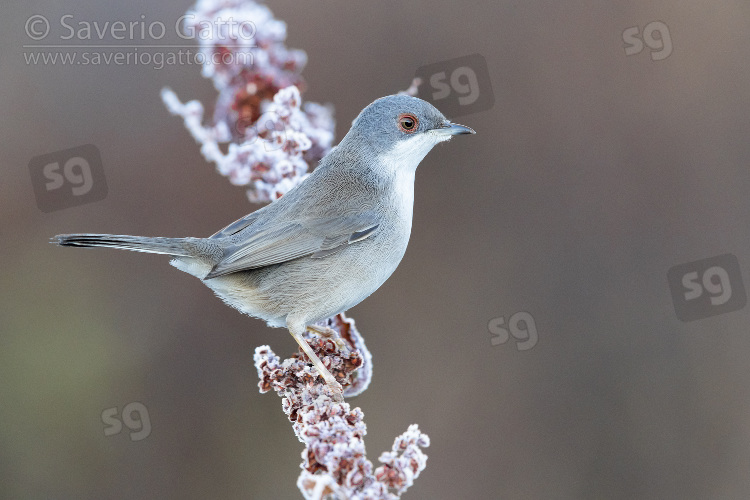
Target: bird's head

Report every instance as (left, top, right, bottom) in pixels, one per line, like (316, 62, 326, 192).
(345, 94, 475, 173)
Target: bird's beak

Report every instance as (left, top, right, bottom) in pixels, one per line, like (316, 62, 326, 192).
(436, 120, 476, 135)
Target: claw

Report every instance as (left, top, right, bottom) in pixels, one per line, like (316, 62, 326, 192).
(306, 325, 348, 351)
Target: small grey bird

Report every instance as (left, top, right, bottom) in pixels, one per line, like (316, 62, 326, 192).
(54, 94, 474, 400)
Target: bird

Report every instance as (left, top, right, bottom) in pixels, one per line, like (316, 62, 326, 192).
(53, 94, 475, 400)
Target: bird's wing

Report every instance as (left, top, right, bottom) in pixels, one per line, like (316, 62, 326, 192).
(209, 211, 262, 239)
(204, 211, 381, 279)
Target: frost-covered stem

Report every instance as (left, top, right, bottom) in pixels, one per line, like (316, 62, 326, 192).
(161, 1, 428, 498)
(255, 314, 429, 500)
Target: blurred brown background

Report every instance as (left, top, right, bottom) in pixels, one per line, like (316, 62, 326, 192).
(3, 1, 750, 498)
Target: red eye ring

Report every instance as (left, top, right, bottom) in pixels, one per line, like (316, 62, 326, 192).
(398, 113, 419, 133)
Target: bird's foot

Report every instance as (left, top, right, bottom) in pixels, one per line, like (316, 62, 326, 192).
(307, 324, 348, 351)
(288, 324, 346, 403)
(325, 377, 345, 403)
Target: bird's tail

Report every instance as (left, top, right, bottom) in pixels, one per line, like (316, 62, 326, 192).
(52, 233, 192, 257)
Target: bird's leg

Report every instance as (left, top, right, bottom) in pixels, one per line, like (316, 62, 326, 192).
(288, 323, 344, 402)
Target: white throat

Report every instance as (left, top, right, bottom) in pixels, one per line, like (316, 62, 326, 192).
(379, 132, 447, 176)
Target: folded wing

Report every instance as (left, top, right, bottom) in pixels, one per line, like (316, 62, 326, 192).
(204, 212, 380, 279)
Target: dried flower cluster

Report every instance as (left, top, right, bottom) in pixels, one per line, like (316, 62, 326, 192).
(161, 0, 334, 203)
(163, 1, 429, 498)
(255, 314, 429, 500)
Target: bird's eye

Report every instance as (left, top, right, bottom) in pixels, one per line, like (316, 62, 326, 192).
(398, 113, 418, 133)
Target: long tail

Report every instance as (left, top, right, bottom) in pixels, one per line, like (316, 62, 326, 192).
(52, 233, 192, 257)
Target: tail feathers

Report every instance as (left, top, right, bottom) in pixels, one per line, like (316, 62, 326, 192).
(52, 233, 191, 257)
